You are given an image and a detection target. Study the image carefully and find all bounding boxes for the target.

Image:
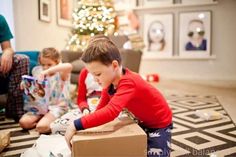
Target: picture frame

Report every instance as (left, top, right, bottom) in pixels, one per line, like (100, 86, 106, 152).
(114, 0, 137, 11)
(143, 13, 173, 59)
(142, 0, 173, 7)
(38, 0, 51, 22)
(56, 0, 74, 27)
(179, 11, 211, 58)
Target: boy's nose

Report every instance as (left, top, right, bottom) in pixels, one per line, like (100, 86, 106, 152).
(93, 76, 98, 82)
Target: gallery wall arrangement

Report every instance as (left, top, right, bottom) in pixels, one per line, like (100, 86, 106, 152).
(38, 0, 76, 27)
(38, 0, 217, 59)
(133, 0, 217, 59)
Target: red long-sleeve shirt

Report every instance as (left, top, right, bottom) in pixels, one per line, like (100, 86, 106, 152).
(77, 68, 101, 111)
(77, 68, 89, 111)
(74, 68, 172, 130)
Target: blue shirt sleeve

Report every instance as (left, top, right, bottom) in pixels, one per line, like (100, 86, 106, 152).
(74, 118, 84, 130)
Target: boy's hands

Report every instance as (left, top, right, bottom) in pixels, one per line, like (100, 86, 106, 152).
(65, 122, 77, 150)
(65, 109, 89, 149)
(82, 108, 90, 116)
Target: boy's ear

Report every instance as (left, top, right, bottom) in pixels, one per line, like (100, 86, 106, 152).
(111, 60, 119, 69)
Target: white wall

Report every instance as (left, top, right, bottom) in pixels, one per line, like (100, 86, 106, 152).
(137, 0, 236, 81)
(0, 0, 15, 50)
(12, 0, 236, 81)
(13, 0, 71, 51)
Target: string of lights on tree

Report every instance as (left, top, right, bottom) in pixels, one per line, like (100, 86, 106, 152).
(66, 0, 118, 51)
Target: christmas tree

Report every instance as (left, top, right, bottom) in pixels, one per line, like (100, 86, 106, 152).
(66, 0, 117, 51)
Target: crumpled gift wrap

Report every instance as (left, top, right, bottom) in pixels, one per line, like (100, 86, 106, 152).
(0, 130, 10, 152)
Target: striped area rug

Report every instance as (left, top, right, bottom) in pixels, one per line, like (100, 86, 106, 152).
(166, 94, 236, 157)
(0, 94, 236, 157)
(0, 118, 39, 157)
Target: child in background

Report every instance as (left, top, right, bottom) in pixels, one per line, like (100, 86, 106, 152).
(19, 47, 72, 134)
(77, 68, 102, 114)
(50, 67, 102, 135)
(65, 35, 173, 157)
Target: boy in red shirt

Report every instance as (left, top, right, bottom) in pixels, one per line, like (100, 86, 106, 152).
(65, 35, 172, 157)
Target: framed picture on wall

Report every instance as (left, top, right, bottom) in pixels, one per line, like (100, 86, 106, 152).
(56, 0, 73, 27)
(143, 0, 173, 7)
(38, 0, 51, 22)
(179, 11, 211, 58)
(143, 13, 173, 59)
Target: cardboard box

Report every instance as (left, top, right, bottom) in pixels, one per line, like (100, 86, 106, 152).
(72, 117, 147, 157)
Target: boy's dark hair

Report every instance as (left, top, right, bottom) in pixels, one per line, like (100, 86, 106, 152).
(81, 35, 121, 66)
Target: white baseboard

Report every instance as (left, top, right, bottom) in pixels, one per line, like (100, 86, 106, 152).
(163, 79, 236, 88)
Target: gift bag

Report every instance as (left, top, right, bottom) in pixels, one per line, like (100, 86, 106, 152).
(20, 144, 40, 157)
(21, 134, 71, 157)
(0, 130, 10, 152)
